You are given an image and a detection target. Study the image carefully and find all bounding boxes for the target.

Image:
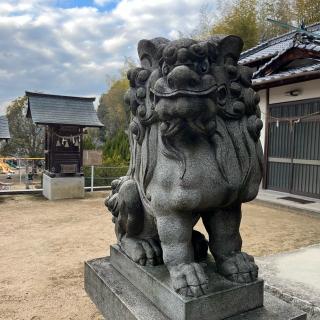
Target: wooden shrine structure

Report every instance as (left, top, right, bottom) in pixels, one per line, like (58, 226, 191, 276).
(26, 91, 103, 200)
(26, 91, 103, 177)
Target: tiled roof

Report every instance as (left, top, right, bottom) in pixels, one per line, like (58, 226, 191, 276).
(240, 22, 320, 64)
(26, 92, 103, 127)
(0, 115, 10, 140)
(252, 63, 320, 86)
(240, 40, 293, 64)
(253, 41, 320, 78)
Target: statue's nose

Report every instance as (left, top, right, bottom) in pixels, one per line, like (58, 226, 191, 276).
(167, 65, 200, 90)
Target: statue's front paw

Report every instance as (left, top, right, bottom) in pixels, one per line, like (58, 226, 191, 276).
(217, 252, 258, 283)
(171, 263, 209, 298)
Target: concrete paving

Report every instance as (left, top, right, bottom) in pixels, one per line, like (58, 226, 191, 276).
(255, 189, 320, 216)
(257, 244, 320, 319)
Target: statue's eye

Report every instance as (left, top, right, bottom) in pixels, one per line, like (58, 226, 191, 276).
(199, 60, 209, 73)
(162, 63, 169, 76)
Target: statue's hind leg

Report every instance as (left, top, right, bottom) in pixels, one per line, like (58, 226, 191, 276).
(202, 203, 258, 283)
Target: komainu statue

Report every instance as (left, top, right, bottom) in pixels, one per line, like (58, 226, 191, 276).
(106, 35, 263, 298)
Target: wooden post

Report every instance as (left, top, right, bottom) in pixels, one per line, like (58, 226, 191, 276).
(262, 88, 270, 189)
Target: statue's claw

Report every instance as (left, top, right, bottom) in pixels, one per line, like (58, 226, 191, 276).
(171, 262, 209, 298)
(120, 237, 163, 266)
(217, 252, 258, 283)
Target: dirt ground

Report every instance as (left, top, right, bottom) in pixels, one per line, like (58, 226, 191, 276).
(1, 192, 320, 320)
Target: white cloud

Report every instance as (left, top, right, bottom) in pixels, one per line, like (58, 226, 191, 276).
(0, 0, 217, 113)
(103, 35, 128, 53)
(94, 0, 114, 6)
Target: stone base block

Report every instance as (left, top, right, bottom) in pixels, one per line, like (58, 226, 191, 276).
(110, 245, 263, 320)
(42, 174, 84, 200)
(84, 256, 306, 320)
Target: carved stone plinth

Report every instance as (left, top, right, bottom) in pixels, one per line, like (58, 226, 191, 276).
(110, 245, 263, 320)
(84, 247, 306, 320)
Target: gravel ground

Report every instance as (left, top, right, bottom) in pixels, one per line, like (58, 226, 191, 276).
(1, 192, 320, 320)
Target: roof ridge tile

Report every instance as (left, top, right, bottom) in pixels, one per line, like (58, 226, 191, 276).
(240, 22, 320, 61)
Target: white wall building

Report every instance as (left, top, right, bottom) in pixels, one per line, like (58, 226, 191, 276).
(240, 23, 320, 198)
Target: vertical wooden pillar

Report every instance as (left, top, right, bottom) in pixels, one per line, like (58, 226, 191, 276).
(262, 88, 270, 189)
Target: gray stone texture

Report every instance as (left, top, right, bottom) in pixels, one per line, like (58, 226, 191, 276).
(42, 174, 84, 200)
(84, 257, 306, 320)
(228, 293, 307, 320)
(85, 35, 308, 320)
(106, 35, 264, 298)
(85, 257, 168, 320)
(110, 245, 263, 320)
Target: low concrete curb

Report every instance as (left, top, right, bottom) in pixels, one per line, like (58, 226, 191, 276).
(254, 190, 320, 217)
(257, 244, 320, 319)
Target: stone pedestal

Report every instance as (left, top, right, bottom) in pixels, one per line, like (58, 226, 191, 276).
(42, 174, 84, 200)
(84, 245, 307, 320)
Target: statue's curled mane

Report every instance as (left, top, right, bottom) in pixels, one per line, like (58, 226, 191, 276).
(124, 36, 263, 202)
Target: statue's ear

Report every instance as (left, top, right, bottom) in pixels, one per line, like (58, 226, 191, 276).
(138, 37, 169, 69)
(218, 35, 244, 65)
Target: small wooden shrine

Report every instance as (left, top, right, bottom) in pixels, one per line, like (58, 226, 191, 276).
(26, 91, 103, 178)
(0, 115, 10, 142)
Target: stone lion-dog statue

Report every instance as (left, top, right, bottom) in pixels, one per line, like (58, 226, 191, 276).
(106, 35, 263, 298)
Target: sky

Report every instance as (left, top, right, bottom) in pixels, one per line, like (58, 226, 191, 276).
(0, 0, 216, 114)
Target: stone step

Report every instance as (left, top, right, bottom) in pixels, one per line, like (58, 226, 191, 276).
(84, 256, 306, 320)
(109, 245, 264, 320)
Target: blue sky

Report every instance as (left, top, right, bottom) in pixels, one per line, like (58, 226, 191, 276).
(53, 0, 119, 11)
(0, 0, 216, 113)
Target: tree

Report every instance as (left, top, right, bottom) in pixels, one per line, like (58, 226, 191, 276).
(97, 77, 130, 140)
(83, 134, 96, 150)
(294, 0, 320, 25)
(188, 4, 215, 40)
(102, 130, 130, 165)
(211, 0, 260, 51)
(257, 0, 294, 41)
(0, 96, 44, 157)
(83, 127, 103, 149)
(95, 58, 135, 164)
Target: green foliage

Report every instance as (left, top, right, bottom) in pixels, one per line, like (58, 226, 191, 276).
(294, 0, 320, 25)
(211, 0, 260, 51)
(83, 134, 96, 150)
(83, 127, 104, 150)
(96, 58, 135, 166)
(98, 76, 130, 141)
(203, 0, 320, 51)
(257, 0, 293, 40)
(83, 166, 129, 187)
(0, 96, 44, 157)
(102, 130, 130, 165)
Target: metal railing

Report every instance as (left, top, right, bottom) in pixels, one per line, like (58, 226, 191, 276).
(83, 165, 129, 192)
(0, 159, 128, 194)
